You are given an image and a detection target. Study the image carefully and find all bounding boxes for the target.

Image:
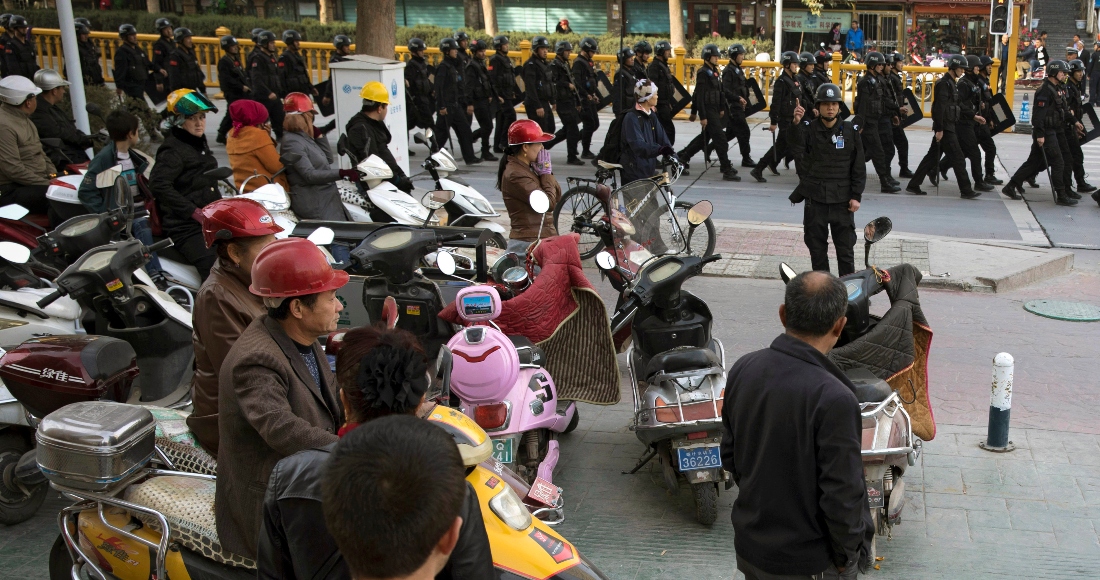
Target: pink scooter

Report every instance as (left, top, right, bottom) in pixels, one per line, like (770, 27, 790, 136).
(446, 286, 578, 496)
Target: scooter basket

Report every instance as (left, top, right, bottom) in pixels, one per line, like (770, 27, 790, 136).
(35, 401, 155, 491)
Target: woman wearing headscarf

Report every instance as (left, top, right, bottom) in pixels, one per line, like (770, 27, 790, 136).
(498, 119, 561, 254)
(279, 92, 356, 222)
(227, 99, 287, 193)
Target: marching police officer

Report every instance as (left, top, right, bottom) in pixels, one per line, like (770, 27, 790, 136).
(886, 54, 912, 178)
(750, 51, 801, 182)
(574, 37, 601, 158)
(796, 52, 820, 109)
(1065, 60, 1095, 194)
(648, 40, 677, 146)
(150, 18, 174, 102)
(632, 40, 651, 80)
(523, 36, 556, 134)
(248, 30, 285, 138)
(114, 24, 158, 102)
(722, 44, 754, 167)
(789, 83, 864, 276)
(681, 44, 739, 181)
(489, 36, 519, 153)
(280, 30, 316, 97)
(321, 35, 353, 114)
(3, 15, 37, 79)
(404, 38, 435, 141)
(813, 50, 832, 87)
(1004, 61, 1077, 206)
(938, 55, 993, 191)
(75, 22, 104, 86)
(454, 31, 472, 64)
(973, 55, 1001, 185)
(906, 55, 979, 198)
(435, 37, 480, 165)
(547, 41, 584, 165)
(467, 40, 500, 162)
(612, 47, 637, 115)
(167, 28, 205, 93)
(216, 35, 250, 144)
(852, 52, 900, 192)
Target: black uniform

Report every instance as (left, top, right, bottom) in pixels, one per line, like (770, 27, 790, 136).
(3, 36, 38, 79)
(150, 36, 174, 102)
(523, 54, 555, 134)
(31, 95, 93, 170)
(1090, 50, 1100, 105)
(789, 116, 865, 275)
(0, 32, 9, 77)
(679, 62, 734, 171)
(488, 50, 518, 151)
(404, 54, 435, 131)
(167, 45, 205, 93)
(722, 60, 753, 163)
(216, 52, 249, 140)
(975, 74, 997, 181)
(435, 55, 479, 163)
(632, 60, 648, 81)
(574, 53, 601, 155)
(887, 70, 910, 174)
(611, 66, 637, 115)
(547, 55, 582, 160)
(113, 43, 155, 101)
(279, 48, 314, 96)
(939, 72, 984, 183)
(647, 57, 676, 145)
(1063, 78, 1088, 189)
(908, 73, 973, 195)
(77, 38, 104, 86)
(467, 55, 498, 157)
(853, 71, 891, 180)
(1009, 79, 1070, 196)
(754, 70, 801, 174)
(248, 48, 286, 139)
(878, 71, 899, 172)
(323, 52, 350, 113)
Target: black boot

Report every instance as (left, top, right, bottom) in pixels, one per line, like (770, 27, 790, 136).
(1066, 189, 1081, 200)
(482, 151, 498, 161)
(216, 133, 227, 145)
(960, 189, 982, 199)
(929, 172, 940, 187)
(1055, 191, 1079, 206)
(887, 173, 900, 186)
(721, 165, 741, 181)
(581, 150, 596, 159)
(974, 181, 995, 192)
(985, 172, 1003, 185)
(1092, 190, 1100, 206)
(750, 167, 766, 182)
(898, 167, 913, 178)
(939, 167, 949, 181)
(1001, 182, 1022, 200)
(566, 156, 585, 166)
(880, 178, 901, 193)
(742, 157, 756, 168)
(905, 184, 928, 195)
(1025, 178, 1040, 188)
(1076, 181, 1098, 193)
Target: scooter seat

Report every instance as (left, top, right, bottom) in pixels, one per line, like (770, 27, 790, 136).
(845, 367, 895, 403)
(597, 160, 622, 170)
(644, 346, 721, 380)
(508, 335, 546, 367)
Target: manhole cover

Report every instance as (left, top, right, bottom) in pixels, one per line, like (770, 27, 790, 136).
(1023, 300, 1100, 322)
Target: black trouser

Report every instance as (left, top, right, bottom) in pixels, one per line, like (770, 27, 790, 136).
(1064, 124, 1087, 187)
(1011, 132, 1067, 192)
(118, 84, 146, 102)
(217, 97, 243, 139)
(580, 101, 600, 154)
(549, 100, 581, 159)
(495, 103, 517, 151)
(470, 100, 495, 155)
(910, 130, 972, 193)
(754, 120, 791, 172)
(737, 554, 855, 580)
(526, 101, 556, 134)
(879, 116, 895, 170)
(724, 109, 752, 161)
(680, 114, 732, 169)
(261, 97, 285, 140)
(0, 184, 49, 215)
(656, 104, 676, 146)
(166, 227, 216, 281)
(976, 123, 997, 177)
(436, 105, 478, 163)
(940, 122, 983, 183)
(803, 199, 857, 276)
(892, 124, 910, 171)
(860, 121, 891, 179)
(1090, 74, 1100, 105)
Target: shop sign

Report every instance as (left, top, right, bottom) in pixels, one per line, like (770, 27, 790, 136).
(778, 11, 853, 33)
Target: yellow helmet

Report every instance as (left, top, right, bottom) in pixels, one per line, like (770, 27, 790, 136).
(425, 405, 492, 466)
(166, 88, 217, 116)
(360, 81, 389, 104)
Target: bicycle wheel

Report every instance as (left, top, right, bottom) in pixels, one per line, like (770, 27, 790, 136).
(553, 185, 607, 259)
(655, 201, 716, 257)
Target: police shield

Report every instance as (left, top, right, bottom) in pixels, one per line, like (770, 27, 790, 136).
(670, 75, 692, 116)
(744, 78, 766, 116)
(595, 70, 615, 111)
(838, 101, 852, 121)
(987, 93, 1017, 135)
(898, 88, 925, 128)
(1081, 104, 1100, 145)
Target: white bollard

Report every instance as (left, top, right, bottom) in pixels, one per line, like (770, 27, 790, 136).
(980, 352, 1015, 452)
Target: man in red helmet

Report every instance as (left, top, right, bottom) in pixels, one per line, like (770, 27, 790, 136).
(215, 237, 347, 560)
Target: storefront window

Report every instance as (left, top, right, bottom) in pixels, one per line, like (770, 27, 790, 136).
(914, 15, 991, 57)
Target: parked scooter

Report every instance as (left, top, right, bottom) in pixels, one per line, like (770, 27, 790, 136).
(335, 133, 439, 225)
(597, 201, 730, 525)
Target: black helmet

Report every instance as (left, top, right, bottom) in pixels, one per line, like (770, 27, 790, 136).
(220, 35, 238, 50)
(493, 35, 510, 50)
(633, 40, 652, 54)
(75, 17, 91, 29)
(1047, 60, 1070, 75)
(799, 52, 814, 65)
(780, 51, 800, 66)
(472, 39, 489, 53)
(76, 23, 90, 36)
(727, 43, 746, 57)
(407, 37, 426, 52)
(334, 35, 352, 50)
(701, 44, 721, 60)
(440, 37, 459, 52)
(979, 55, 994, 67)
(155, 17, 172, 32)
(0, 15, 11, 29)
(884, 53, 901, 64)
(257, 30, 277, 47)
(618, 46, 636, 62)
(282, 30, 302, 43)
(865, 51, 885, 67)
(947, 54, 968, 71)
(251, 28, 264, 42)
(8, 15, 27, 29)
(815, 83, 843, 103)
(173, 27, 192, 43)
(1069, 59, 1086, 73)
(118, 23, 137, 38)
(965, 55, 982, 71)
(531, 36, 551, 50)
(580, 37, 599, 53)
(454, 31, 470, 43)
(654, 40, 672, 58)
(555, 40, 573, 53)
(815, 50, 831, 65)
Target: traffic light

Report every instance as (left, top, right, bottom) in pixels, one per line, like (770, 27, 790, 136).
(990, 0, 1012, 35)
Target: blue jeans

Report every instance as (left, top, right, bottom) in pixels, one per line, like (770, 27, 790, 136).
(131, 217, 163, 276)
(328, 242, 351, 265)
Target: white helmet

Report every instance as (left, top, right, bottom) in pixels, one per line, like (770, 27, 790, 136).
(0, 75, 41, 106)
(33, 69, 69, 91)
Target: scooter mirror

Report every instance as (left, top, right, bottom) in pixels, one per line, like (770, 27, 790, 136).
(85, 102, 104, 118)
(204, 167, 234, 180)
(336, 134, 348, 157)
(686, 200, 713, 225)
(436, 251, 457, 276)
(413, 132, 429, 146)
(864, 216, 893, 244)
(779, 262, 797, 284)
(594, 251, 617, 271)
(0, 241, 31, 264)
(424, 128, 435, 141)
(422, 189, 455, 210)
(529, 190, 551, 214)
(0, 204, 29, 221)
(307, 227, 335, 246)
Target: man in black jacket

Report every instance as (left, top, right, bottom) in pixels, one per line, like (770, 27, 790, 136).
(216, 35, 250, 144)
(851, 53, 900, 193)
(648, 40, 677, 146)
(31, 69, 94, 170)
(167, 28, 205, 93)
(678, 44, 739, 181)
(523, 36, 555, 135)
(612, 47, 637, 116)
(906, 55, 978, 198)
(435, 38, 480, 165)
(249, 31, 285, 139)
(1003, 60, 1077, 206)
(404, 37, 434, 138)
(574, 37, 601, 158)
(722, 44, 754, 167)
(722, 270, 873, 580)
(489, 35, 518, 153)
(467, 40, 499, 162)
(632, 40, 651, 80)
(3, 16, 37, 80)
(114, 24, 159, 102)
(75, 23, 104, 86)
(150, 18, 174, 103)
(751, 51, 802, 182)
(937, 56, 993, 192)
(546, 41, 584, 165)
(280, 30, 316, 98)
(347, 81, 414, 193)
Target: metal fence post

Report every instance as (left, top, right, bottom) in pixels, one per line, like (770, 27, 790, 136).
(520, 40, 531, 66)
(831, 51, 841, 84)
(673, 46, 686, 84)
(980, 352, 1015, 452)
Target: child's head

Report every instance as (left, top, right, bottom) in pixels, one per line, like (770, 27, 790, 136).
(105, 110, 140, 146)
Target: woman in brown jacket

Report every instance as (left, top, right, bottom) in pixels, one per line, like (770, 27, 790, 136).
(499, 119, 562, 253)
(185, 198, 282, 456)
(226, 99, 288, 193)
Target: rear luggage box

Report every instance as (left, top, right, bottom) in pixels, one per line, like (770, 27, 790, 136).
(36, 401, 155, 491)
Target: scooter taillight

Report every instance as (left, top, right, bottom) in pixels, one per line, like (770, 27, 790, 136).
(474, 403, 509, 430)
(49, 178, 76, 190)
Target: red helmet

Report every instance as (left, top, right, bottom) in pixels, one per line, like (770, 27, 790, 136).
(283, 92, 316, 115)
(201, 198, 284, 248)
(250, 237, 350, 299)
(507, 119, 553, 145)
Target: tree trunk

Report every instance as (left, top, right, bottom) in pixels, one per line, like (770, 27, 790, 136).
(464, 0, 483, 30)
(146, 0, 158, 14)
(668, 0, 684, 48)
(482, 0, 497, 36)
(319, 0, 334, 24)
(356, 0, 397, 59)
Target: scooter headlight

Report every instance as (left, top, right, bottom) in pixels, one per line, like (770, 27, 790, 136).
(433, 149, 458, 172)
(488, 484, 533, 531)
(465, 195, 494, 214)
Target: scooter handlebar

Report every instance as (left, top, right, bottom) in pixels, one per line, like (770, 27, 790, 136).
(439, 233, 467, 243)
(148, 239, 174, 253)
(610, 297, 639, 334)
(36, 290, 63, 309)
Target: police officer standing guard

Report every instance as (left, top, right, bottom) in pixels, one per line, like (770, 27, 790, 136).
(523, 36, 555, 135)
(681, 44, 739, 181)
(750, 51, 801, 182)
(489, 36, 518, 154)
(467, 40, 500, 162)
(573, 38, 601, 158)
(906, 55, 979, 198)
(722, 44, 754, 167)
(788, 83, 865, 276)
(1003, 61, 1077, 206)
(547, 41, 584, 165)
(435, 37, 480, 165)
(648, 40, 677, 146)
(249, 30, 285, 139)
(216, 35, 250, 144)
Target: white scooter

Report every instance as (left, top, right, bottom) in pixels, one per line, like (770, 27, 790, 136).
(334, 133, 438, 225)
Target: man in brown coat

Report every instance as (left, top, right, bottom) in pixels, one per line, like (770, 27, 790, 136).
(215, 237, 348, 559)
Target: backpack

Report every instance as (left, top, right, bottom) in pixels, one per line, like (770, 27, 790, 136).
(595, 110, 637, 165)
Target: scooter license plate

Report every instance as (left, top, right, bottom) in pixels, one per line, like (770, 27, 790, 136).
(676, 444, 722, 472)
(491, 438, 513, 464)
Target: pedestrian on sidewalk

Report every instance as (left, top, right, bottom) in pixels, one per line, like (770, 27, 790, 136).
(722, 270, 873, 580)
